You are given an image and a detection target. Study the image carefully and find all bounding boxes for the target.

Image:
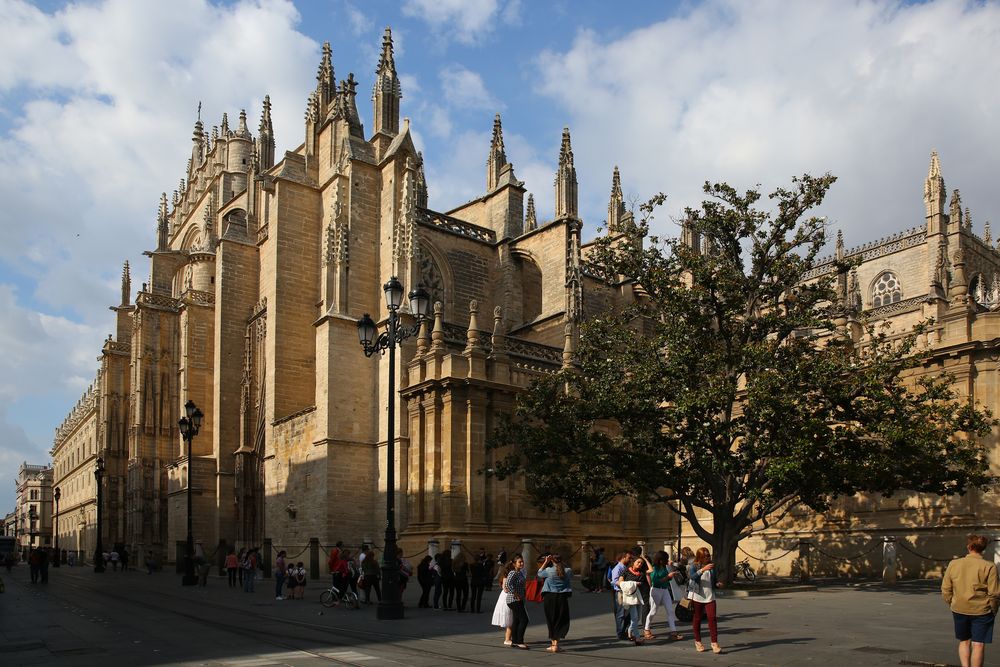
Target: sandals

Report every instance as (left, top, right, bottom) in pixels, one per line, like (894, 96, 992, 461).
(670, 632, 683, 641)
(712, 642, 723, 654)
(503, 640, 512, 647)
(695, 641, 706, 652)
(515, 644, 529, 650)
(545, 646, 562, 653)
(642, 630, 656, 640)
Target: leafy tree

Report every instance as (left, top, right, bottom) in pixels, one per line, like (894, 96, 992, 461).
(489, 175, 995, 583)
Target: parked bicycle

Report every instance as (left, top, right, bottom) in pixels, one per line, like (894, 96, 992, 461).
(736, 557, 756, 582)
(320, 576, 359, 609)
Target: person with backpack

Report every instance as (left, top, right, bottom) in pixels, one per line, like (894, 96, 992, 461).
(293, 561, 307, 599)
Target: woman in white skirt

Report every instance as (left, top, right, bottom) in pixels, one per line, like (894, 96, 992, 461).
(491, 561, 514, 645)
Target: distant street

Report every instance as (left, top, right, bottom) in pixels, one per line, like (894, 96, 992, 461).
(1, 564, 960, 666)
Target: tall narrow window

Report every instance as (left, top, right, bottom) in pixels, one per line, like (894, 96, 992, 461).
(871, 272, 902, 308)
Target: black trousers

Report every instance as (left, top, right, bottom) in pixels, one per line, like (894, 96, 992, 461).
(364, 575, 382, 603)
(470, 582, 485, 612)
(508, 600, 529, 644)
(418, 579, 431, 607)
(543, 592, 571, 640)
(455, 578, 469, 611)
(442, 579, 455, 608)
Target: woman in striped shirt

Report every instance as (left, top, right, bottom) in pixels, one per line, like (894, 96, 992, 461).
(504, 555, 530, 649)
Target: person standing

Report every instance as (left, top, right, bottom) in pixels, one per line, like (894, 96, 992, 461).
(505, 555, 529, 649)
(361, 546, 382, 604)
(243, 548, 258, 593)
(274, 550, 287, 600)
(453, 553, 470, 612)
(618, 555, 647, 645)
(497, 547, 507, 566)
(431, 554, 444, 609)
(593, 548, 608, 592)
(491, 561, 514, 645)
(294, 561, 307, 599)
(236, 548, 246, 588)
(121, 548, 129, 572)
(483, 552, 495, 592)
(39, 548, 50, 584)
(537, 553, 573, 653)
(440, 551, 455, 610)
(28, 549, 40, 584)
(630, 546, 653, 639)
(417, 555, 433, 608)
(609, 552, 632, 640)
(646, 551, 683, 641)
(469, 555, 486, 613)
(688, 547, 722, 654)
(942, 534, 1000, 667)
(225, 549, 239, 588)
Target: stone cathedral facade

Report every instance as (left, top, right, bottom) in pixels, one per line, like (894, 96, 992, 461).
(50, 30, 998, 576)
(50, 30, 669, 565)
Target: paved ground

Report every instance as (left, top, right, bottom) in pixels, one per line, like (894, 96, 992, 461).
(0, 564, 967, 666)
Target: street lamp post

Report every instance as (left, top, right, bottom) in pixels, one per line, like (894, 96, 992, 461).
(53, 487, 61, 568)
(94, 457, 105, 573)
(178, 399, 203, 587)
(356, 277, 431, 621)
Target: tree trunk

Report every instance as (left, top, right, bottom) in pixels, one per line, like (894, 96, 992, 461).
(711, 520, 740, 587)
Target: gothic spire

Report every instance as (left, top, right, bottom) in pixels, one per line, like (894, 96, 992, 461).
(925, 150, 946, 218)
(415, 151, 428, 208)
(554, 127, 578, 220)
(121, 260, 131, 306)
(835, 229, 844, 260)
(335, 74, 364, 138)
(372, 27, 401, 138)
(157, 192, 169, 251)
(190, 105, 205, 173)
(950, 189, 963, 230)
(257, 95, 275, 169)
(221, 112, 229, 136)
(486, 113, 507, 191)
(607, 166, 625, 234)
(985, 221, 992, 246)
(317, 42, 336, 108)
(525, 194, 537, 232)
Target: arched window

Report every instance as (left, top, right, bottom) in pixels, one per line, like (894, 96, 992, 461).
(871, 272, 902, 308)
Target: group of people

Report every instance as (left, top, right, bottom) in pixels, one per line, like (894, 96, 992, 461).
(415, 547, 498, 612)
(487, 545, 723, 653)
(327, 543, 413, 605)
(225, 547, 264, 592)
(101, 548, 129, 571)
(273, 550, 308, 600)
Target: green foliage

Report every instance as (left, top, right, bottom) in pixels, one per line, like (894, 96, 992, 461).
(488, 174, 996, 579)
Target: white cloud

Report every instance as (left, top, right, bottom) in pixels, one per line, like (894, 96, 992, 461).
(439, 64, 501, 110)
(533, 0, 1000, 244)
(401, 0, 509, 44)
(344, 2, 373, 35)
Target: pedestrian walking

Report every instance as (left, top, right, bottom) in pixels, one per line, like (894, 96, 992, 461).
(687, 547, 722, 654)
(618, 554, 647, 645)
(609, 551, 632, 640)
(491, 561, 514, 645)
(942, 534, 1000, 667)
(274, 550, 287, 600)
(361, 546, 381, 604)
(110, 549, 119, 571)
(504, 555, 529, 649)
(538, 553, 573, 653)
(417, 555, 433, 608)
(469, 555, 486, 613)
(454, 552, 470, 612)
(237, 548, 246, 587)
(28, 548, 40, 583)
(646, 550, 683, 640)
(225, 549, 238, 587)
(39, 548, 50, 583)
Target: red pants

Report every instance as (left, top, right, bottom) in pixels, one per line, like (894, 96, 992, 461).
(692, 600, 718, 643)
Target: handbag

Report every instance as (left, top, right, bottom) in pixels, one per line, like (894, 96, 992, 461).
(675, 600, 693, 622)
(525, 578, 543, 603)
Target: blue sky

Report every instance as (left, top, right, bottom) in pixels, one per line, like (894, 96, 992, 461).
(1, 0, 999, 511)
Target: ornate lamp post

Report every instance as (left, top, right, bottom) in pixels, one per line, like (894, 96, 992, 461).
(356, 277, 431, 620)
(93, 457, 105, 573)
(53, 487, 61, 568)
(178, 399, 203, 586)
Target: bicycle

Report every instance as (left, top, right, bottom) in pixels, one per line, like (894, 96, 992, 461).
(320, 577, 360, 609)
(736, 558, 756, 582)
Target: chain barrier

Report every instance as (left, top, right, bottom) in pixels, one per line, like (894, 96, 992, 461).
(895, 539, 958, 563)
(810, 540, 882, 563)
(737, 545, 797, 562)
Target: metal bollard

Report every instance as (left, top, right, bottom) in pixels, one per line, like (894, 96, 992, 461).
(309, 538, 320, 580)
(798, 540, 811, 582)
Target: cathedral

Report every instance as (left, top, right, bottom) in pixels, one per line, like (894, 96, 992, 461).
(49, 29, 998, 577)
(50, 28, 667, 567)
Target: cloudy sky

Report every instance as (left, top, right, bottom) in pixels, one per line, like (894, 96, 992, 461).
(1, 0, 999, 510)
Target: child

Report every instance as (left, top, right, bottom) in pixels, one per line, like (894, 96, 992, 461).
(294, 562, 307, 599)
(285, 562, 296, 599)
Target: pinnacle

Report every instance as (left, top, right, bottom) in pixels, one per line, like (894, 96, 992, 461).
(377, 26, 395, 74)
(928, 150, 941, 179)
(559, 127, 574, 167)
(611, 166, 622, 198)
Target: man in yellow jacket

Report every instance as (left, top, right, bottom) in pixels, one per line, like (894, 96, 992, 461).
(942, 534, 1000, 667)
